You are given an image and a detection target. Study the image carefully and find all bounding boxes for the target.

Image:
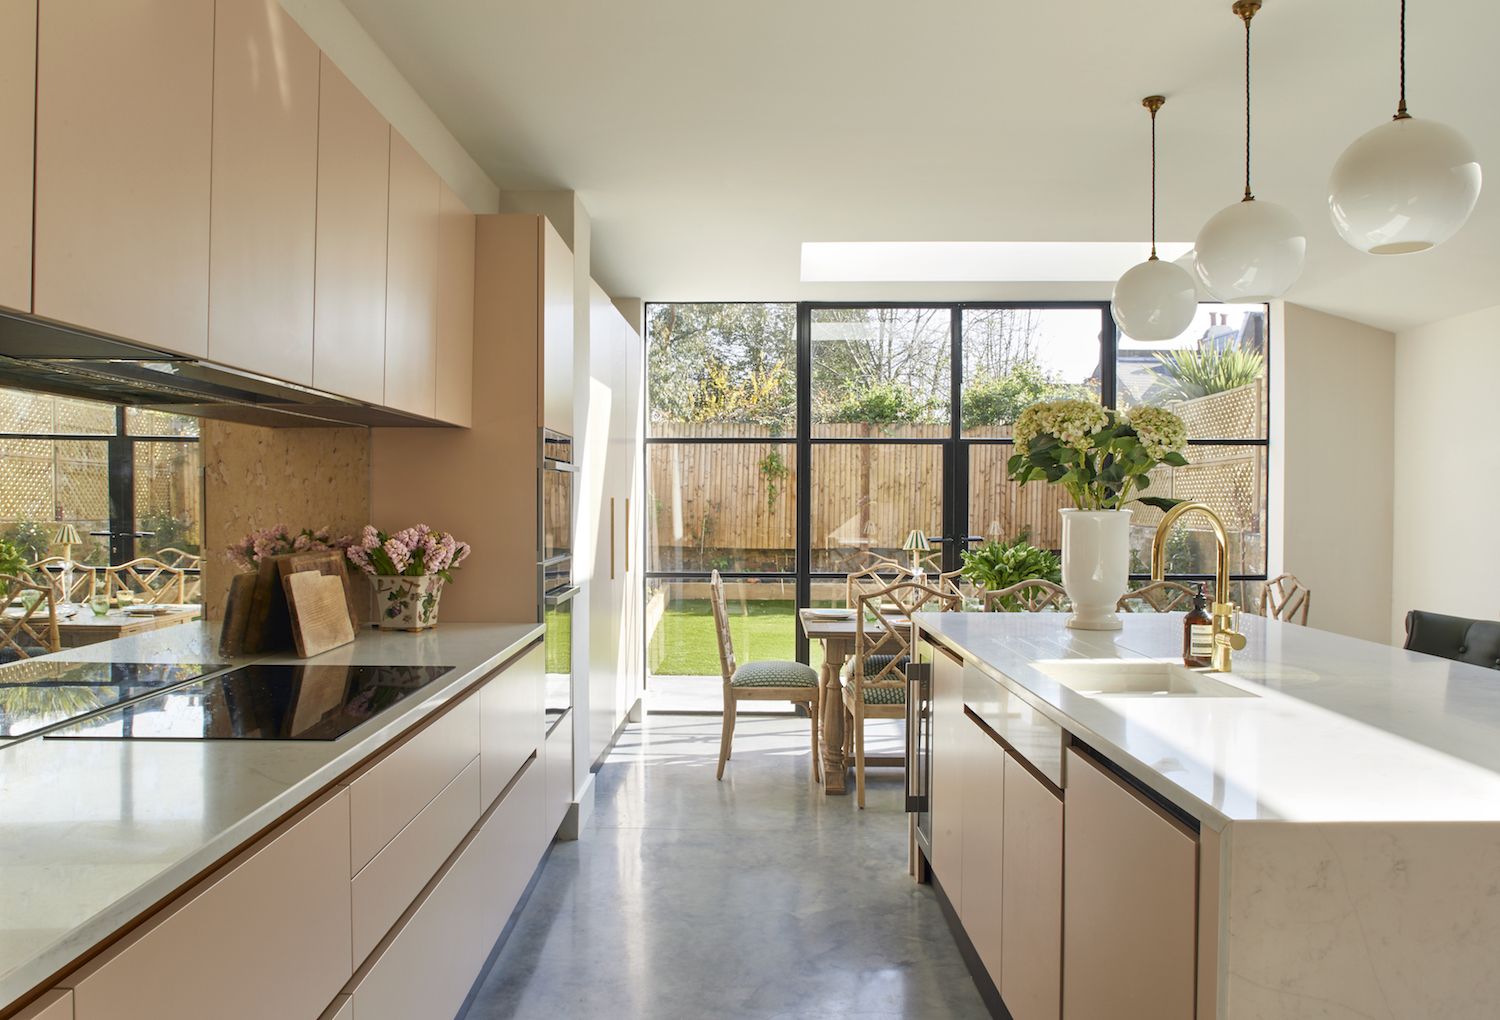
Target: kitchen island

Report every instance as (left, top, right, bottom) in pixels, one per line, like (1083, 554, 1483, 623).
(913, 611, 1500, 1020)
(0, 620, 553, 1020)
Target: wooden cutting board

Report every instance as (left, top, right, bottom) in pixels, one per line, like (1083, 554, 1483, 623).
(241, 554, 294, 654)
(283, 571, 356, 657)
(278, 551, 360, 631)
(217, 571, 257, 656)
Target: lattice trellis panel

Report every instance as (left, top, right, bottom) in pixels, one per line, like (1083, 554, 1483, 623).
(0, 438, 109, 521)
(0, 386, 115, 435)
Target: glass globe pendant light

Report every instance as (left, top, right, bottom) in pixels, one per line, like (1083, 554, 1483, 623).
(1194, 0, 1306, 302)
(1328, 0, 1481, 254)
(1112, 96, 1198, 341)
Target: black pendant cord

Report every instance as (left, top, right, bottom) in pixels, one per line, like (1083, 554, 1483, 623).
(1150, 104, 1158, 259)
(1242, 8, 1254, 201)
(1396, 0, 1410, 119)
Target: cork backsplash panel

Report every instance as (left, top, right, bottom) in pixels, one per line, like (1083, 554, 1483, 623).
(201, 421, 371, 621)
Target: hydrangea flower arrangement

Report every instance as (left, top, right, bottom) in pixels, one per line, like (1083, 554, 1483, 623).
(227, 525, 349, 572)
(1008, 400, 1189, 511)
(344, 525, 471, 581)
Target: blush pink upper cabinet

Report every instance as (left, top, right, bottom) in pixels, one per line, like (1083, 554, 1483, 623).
(0, 0, 35, 313)
(313, 55, 389, 405)
(208, 0, 319, 384)
(383, 132, 440, 418)
(34, 0, 213, 355)
(435, 182, 476, 426)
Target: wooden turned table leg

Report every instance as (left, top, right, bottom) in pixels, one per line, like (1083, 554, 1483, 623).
(820, 638, 850, 795)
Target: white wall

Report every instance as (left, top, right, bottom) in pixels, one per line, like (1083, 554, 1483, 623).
(279, 0, 499, 214)
(1271, 303, 1396, 644)
(1392, 303, 1500, 640)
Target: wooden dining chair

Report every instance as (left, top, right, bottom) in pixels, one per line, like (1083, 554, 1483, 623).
(106, 557, 189, 605)
(845, 578, 961, 808)
(982, 578, 1069, 613)
(0, 574, 60, 660)
(709, 570, 821, 782)
(1117, 580, 1198, 613)
(1259, 574, 1311, 625)
(29, 556, 97, 603)
(844, 559, 912, 608)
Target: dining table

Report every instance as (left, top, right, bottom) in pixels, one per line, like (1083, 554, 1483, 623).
(47, 603, 203, 648)
(798, 606, 910, 796)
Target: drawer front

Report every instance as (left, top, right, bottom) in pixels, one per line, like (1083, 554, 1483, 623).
(67, 789, 352, 1020)
(348, 758, 544, 1020)
(480, 642, 544, 806)
(14, 990, 72, 1020)
(352, 755, 482, 965)
(543, 709, 573, 835)
(347, 694, 480, 873)
(964, 663, 1064, 788)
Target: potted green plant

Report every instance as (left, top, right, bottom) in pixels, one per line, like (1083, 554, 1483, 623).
(1008, 400, 1188, 630)
(959, 534, 1061, 609)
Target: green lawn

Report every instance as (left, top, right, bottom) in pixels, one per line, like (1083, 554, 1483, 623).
(648, 598, 804, 675)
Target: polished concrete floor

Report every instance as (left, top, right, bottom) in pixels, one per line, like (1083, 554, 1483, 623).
(463, 714, 989, 1019)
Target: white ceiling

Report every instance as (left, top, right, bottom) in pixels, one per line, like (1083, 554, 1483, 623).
(342, 0, 1500, 332)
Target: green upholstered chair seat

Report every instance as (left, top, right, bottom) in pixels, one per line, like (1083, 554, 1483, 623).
(840, 654, 909, 704)
(730, 659, 819, 688)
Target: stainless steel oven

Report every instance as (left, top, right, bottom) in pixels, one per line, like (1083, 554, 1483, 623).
(543, 583, 577, 735)
(540, 428, 575, 598)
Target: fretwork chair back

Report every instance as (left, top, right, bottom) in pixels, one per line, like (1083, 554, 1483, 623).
(0, 574, 60, 661)
(29, 557, 97, 604)
(1259, 574, 1311, 626)
(105, 557, 189, 605)
(1117, 580, 1198, 613)
(982, 578, 1069, 613)
(709, 570, 821, 782)
(845, 578, 961, 808)
(844, 559, 913, 609)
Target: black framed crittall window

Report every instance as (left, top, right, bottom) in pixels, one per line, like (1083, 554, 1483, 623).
(0, 386, 202, 576)
(643, 301, 1269, 710)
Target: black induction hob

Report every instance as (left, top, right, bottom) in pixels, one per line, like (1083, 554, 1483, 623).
(45, 663, 454, 741)
(0, 660, 227, 740)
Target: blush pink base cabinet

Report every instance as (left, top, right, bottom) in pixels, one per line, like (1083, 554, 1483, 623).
(22, 642, 550, 1020)
(919, 635, 1210, 1020)
(18, 0, 474, 423)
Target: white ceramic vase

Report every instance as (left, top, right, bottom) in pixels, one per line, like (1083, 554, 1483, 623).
(1059, 509, 1132, 631)
(373, 574, 444, 631)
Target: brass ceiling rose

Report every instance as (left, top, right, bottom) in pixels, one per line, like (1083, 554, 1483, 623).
(1232, 0, 1261, 21)
(1142, 95, 1165, 115)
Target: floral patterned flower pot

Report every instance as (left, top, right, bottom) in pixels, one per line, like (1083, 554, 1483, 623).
(373, 574, 444, 631)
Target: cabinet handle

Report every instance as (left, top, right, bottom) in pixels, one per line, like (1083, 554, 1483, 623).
(624, 497, 630, 573)
(609, 497, 616, 580)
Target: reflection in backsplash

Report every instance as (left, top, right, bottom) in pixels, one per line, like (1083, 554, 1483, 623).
(200, 421, 371, 622)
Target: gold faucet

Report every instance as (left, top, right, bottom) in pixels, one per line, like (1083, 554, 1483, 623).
(1150, 501, 1246, 672)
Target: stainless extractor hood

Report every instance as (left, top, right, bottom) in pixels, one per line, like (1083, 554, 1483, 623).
(0, 309, 451, 428)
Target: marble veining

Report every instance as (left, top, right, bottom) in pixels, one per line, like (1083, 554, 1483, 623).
(0, 621, 541, 1009)
(916, 612, 1500, 825)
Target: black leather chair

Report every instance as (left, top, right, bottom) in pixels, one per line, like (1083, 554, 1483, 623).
(1403, 611, 1500, 670)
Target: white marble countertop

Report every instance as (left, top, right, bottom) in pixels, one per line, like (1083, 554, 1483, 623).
(914, 612, 1500, 828)
(0, 621, 542, 1009)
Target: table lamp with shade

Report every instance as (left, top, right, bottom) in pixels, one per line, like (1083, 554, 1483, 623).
(53, 522, 82, 605)
(902, 530, 931, 579)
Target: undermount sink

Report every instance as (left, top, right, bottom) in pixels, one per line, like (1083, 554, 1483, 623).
(1034, 659, 1257, 699)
